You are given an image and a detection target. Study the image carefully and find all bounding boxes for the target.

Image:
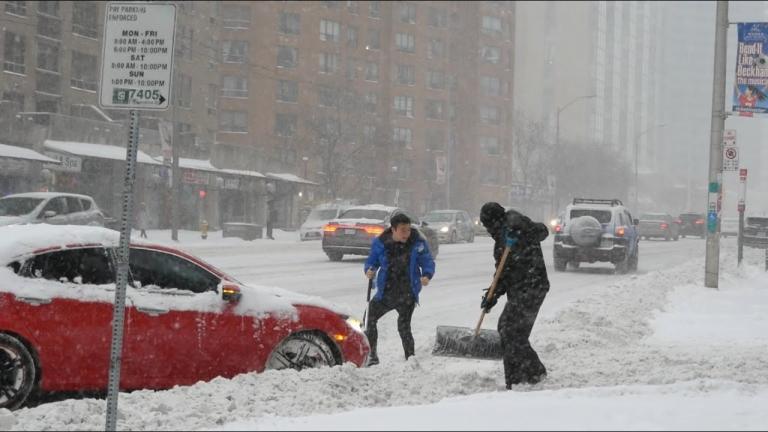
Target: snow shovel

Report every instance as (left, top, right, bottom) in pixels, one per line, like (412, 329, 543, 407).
(432, 245, 510, 360)
(362, 278, 373, 330)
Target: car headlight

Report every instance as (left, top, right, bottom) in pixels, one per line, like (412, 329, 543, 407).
(345, 316, 364, 333)
(440, 226, 449, 233)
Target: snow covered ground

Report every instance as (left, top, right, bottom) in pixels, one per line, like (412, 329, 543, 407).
(3, 230, 767, 430)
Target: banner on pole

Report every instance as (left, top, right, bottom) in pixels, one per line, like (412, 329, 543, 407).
(733, 23, 768, 117)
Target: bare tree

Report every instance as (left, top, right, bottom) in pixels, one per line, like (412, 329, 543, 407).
(510, 111, 554, 213)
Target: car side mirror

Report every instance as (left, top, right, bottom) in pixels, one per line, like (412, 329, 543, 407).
(633, 218, 639, 226)
(43, 210, 57, 219)
(222, 284, 242, 303)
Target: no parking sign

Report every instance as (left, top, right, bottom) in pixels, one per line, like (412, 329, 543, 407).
(723, 146, 739, 171)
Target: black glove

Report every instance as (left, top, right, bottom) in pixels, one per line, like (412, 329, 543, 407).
(480, 288, 498, 312)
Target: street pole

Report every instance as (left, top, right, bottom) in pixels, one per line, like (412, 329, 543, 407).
(634, 132, 639, 213)
(705, 0, 728, 289)
(170, 30, 180, 242)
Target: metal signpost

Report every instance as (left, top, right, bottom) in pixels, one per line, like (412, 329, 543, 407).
(98, 3, 176, 431)
(738, 169, 747, 265)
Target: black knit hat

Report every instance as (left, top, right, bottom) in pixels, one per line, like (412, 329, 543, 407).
(480, 202, 505, 228)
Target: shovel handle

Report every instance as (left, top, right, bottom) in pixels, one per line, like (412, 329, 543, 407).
(475, 245, 511, 337)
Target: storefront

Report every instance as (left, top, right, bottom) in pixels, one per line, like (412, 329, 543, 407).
(0, 143, 61, 196)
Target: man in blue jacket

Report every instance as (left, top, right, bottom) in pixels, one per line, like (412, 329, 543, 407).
(364, 213, 435, 366)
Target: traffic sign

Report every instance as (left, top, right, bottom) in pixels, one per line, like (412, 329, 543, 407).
(723, 145, 739, 171)
(99, 3, 176, 110)
(723, 129, 736, 147)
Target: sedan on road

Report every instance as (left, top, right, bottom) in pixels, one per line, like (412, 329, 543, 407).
(421, 210, 475, 243)
(638, 213, 680, 241)
(0, 224, 369, 410)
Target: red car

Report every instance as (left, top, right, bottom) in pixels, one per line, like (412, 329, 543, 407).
(0, 225, 369, 410)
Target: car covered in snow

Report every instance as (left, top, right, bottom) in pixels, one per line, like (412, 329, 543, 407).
(0, 225, 370, 410)
(298, 203, 351, 241)
(553, 198, 639, 273)
(0, 192, 106, 227)
(421, 210, 475, 244)
(321, 204, 439, 261)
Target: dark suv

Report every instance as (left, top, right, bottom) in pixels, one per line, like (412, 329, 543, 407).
(678, 212, 706, 238)
(553, 198, 639, 274)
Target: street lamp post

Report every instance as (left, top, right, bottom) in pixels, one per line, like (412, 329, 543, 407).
(633, 123, 666, 213)
(553, 94, 596, 211)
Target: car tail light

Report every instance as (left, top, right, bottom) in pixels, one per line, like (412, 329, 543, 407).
(675, 219, 682, 224)
(615, 226, 625, 237)
(660, 223, 669, 230)
(555, 224, 562, 233)
(362, 225, 385, 236)
(694, 219, 704, 225)
(323, 223, 339, 233)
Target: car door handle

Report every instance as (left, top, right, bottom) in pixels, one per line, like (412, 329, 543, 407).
(15, 296, 52, 306)
(136, 306, 169, 316)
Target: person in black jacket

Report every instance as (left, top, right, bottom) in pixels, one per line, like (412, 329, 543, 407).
(479, 202, 550, 388)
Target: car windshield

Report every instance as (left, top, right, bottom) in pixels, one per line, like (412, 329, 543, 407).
(339, 209, 389, 221)
(570, 209, 612, 224)
(680, 213, 703, 221)
(0, 197, 44, 216)
(423, 213, 454, 223)
(640, 213, 666, 220)
(308, 209, 338, 220)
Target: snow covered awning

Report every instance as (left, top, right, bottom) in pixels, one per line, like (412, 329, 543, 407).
(220, 168, 266, 179)
(44, 140, 162, 165)
(266, 172, 318, 186)
(0, 143, 60, 163)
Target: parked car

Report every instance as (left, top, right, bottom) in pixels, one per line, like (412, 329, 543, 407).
(743, 216, 768, 249)
(720, 217, 739, 238)
(0, 224, 370, 410)
(0, 192, 105, 227)
(421, 210, 475, 243)
(553, 198, 639, 274)
(299, 203, 351, 241)
(321, 204, 439, 261)
(471, 214, 488, 236)
(678, 212, 706, 238)
(638, 212, 680, 241)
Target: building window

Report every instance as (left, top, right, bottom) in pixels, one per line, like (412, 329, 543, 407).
(275, 113, 297, 137)
(369, 0, 380, 18)
(396, 32, 415, 53)
(393, 96, 414, 117)
(480, 136, 500, 155)
(395, 64, 415, 85)
(425, 128, 445, 151)
(480, 46, 500, 64)
(347, 1, 359, 14)
(3, 32, 25, 74)
(221, 75, 248, 98)
(37, 14, 61, 40)
(277, 80, 298, 103)
(2, 91, 24, 111)
(428, 38, 444, 59)
(428, 7, 447, 28)
(365, 61, 379, 81)
(399, 3, 416, 24)
(5, 1, 26, 16)
(36, 70, 60, 95)
(36, 40, 59, 72)
(72, 2, 98, 39)
(277, 45, 298, 68)
(481, 76, 501, 97)
(319, 52, 338, 74)
(367, 29, 380, 50)
(279, 12, 300, 35)
(176, 74, 192, 107)
(482, 15, 502, 35)
(364, 92, 378, 113)
(425, 99, 445, 120)
(427, 70, 445, 90)
(320, 19, 340, 42)
(222, 40, 248, 63)
(480, 105, 500, 124)
(221, 4, 250, 29)
(70, 51, 97, 91)
(219, 110, 248, 133)
(393, 127, 412, 148)
(37, 1, 59, 16)
(347, 26, 358, 48)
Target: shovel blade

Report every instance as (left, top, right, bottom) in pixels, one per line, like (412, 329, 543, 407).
(432, 325, 503, 360)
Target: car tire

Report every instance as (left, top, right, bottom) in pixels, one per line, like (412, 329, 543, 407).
(468, 231, 475, 243)
(674, 235, 679, 241)
(326, 251, 343, 261)
(449, 231, 457, 244)
(0, 333, 37, 410)
(265, 332, 338, 371)
(614, 254, 630, 274)
(554, 257, 567, 272)
(629, 246, 639, 272)
(567, 261, 580, 270)
(665, 234, 671, 241)
(569, 216, 603, 247)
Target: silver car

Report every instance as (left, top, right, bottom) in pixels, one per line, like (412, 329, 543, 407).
(0, 192, 105, 227)
(421, 210, 475, 243)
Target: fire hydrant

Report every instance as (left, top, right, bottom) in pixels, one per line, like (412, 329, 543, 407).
(200, 220, 209, 240)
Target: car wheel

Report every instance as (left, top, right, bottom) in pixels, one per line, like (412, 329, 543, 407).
(674, 235, 679, 241)
(629, 246, 639, 272)
(0, 334, 37, 410)
(567, 261, 580, 270)
(468, 231, 475, 243)
(554, 257, 567, 272)
(615, 255, 630, 274)
(665, 234, 671, 241)
(449, 231, 457, 244)
(326, 251, 343, 261)
(266, 332, 338, 371)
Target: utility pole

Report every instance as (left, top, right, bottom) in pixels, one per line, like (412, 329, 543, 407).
(705, 0, 728, 289)
(170, 34, 180, 242)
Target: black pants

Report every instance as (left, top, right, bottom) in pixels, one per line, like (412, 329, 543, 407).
(498, 290, 547, 386)
(365, 296, 416, 360)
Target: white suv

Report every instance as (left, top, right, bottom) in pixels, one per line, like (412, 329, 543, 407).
(0, 192, 106, 227)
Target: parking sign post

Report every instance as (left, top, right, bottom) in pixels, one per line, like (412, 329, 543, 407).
(99, 4, 176, 431)
(738, 169, 747, 265)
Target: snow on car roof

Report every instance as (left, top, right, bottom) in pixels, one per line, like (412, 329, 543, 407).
(3, 192, 94, 200)
(346, 204, 398, 212)
(0, 224, 120, 265)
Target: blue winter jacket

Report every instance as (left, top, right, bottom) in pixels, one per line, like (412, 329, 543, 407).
(364, 228, 435, 303)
